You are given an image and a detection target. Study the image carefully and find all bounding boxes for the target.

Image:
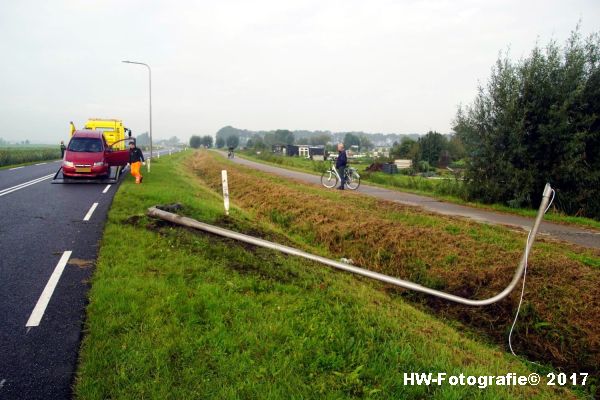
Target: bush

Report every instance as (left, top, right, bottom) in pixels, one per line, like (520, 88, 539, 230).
(455, 27, 600, 219)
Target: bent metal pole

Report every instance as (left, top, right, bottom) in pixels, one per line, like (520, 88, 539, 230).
(147, 184, 553, 306)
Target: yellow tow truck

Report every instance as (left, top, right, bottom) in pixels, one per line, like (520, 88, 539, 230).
(70, 118, 132, 149)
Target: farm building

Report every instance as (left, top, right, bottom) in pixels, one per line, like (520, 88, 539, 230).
(272, 144, 326, 159)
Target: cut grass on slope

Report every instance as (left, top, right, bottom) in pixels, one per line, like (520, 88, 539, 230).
(237, 150, 600, 230)
(76, 151, 576, 399)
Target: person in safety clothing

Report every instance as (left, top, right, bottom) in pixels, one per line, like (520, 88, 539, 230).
(129, 141, 145, 184)
(336, 143, 347, 190)
(60, 141, 66, 158)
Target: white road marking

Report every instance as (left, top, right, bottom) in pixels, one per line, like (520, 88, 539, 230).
(35, 162, 47, 166)
(0, 174, 54, 197)
(83, 203, 99, 221)
(9, 166, 24, 170)
(102, 184, 111, 193)
(26, 251, 72, 327)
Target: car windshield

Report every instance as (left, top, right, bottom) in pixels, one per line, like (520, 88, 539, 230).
(68, 137, 104, 152)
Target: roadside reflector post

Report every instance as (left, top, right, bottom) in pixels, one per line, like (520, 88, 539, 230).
(147, 158, 151, 173)
(222, 170, 230, 216)
(157, 151, 160, 159)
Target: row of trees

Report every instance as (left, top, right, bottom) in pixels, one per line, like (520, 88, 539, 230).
(389, 132, 466, 170)
(454, 27, 600, 218)
(189, 135, 214, 149)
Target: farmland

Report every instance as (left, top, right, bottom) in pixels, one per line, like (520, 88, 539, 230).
(0, 146, 61, 168)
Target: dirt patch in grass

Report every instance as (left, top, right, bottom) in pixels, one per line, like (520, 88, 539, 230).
(68, 258, 95, 269)
(190, 151, 600, 382)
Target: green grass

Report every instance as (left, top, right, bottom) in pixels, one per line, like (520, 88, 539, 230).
(237, 150, 600, 230)
(0, 146, 61, 168)
(76, 150, 575, 399)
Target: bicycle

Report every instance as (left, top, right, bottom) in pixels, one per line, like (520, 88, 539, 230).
(320, 162, 361, 190)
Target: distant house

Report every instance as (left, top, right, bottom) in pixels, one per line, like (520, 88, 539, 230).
(272, 144, 288, 155)
(272, 144, 325, 159)
(394, 159, 413, 169)
(372, 147, 390, 158)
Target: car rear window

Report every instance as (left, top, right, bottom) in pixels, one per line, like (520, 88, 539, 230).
(68, 138, 104, 152)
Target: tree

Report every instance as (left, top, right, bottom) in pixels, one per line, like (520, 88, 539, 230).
(216, 137, 225, 148)
(454, 26, 600, 218)
(274, 129, 295, 145)
(226, 135, 240, 149)
(358, 134, 374, 151)
(391, 137, 418, 159)
(343, 133, 360, 149)
(447, 134, 466, 161)
(166, 136, 180, 145)
(309, 133, 332, 146)
(417, 131, 447, 167)
(200, 135, 213, 148)
(189, 135, 202, 149)
(136, 132, 150, 147)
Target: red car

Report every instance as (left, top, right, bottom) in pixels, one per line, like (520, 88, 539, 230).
(62, 130, 130, 178)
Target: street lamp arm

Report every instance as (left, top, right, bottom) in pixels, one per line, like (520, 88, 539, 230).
(122, 60, 151, 71)
(122, 60, 153, 172)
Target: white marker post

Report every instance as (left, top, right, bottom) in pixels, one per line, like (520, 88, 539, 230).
(221, 170, 230, 216)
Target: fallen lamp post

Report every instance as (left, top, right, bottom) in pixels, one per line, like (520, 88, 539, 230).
(147, 183, 553, 306)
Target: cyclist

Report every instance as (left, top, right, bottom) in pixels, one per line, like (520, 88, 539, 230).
(228, 147, 235, 159)
(336, 143, 347, 190)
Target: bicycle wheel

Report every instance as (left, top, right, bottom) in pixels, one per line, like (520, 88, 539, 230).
(321, 170, 338, 188)
(346, 169, 361, 190)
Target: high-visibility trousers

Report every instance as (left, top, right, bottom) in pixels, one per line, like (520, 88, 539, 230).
(131, 161, 142, 184)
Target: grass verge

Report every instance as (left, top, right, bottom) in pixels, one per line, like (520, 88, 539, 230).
(236, 150, 600, 230)
(76, 150, 578, 399)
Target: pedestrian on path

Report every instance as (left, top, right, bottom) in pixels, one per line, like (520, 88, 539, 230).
(129, 141, 145, 184)
(60, 141, 66, 158)
(336, 143, 347, 190)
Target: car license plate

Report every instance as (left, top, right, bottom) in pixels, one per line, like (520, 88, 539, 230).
(76, 167, 91, 173)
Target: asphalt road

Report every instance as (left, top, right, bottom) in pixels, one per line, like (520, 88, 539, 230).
(0, 149, 176, 399)
(221, 152, 600, 249)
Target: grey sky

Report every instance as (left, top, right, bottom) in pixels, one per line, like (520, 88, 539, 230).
(0, 0, 598, 144)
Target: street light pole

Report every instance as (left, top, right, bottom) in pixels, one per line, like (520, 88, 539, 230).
(122, 60, 152, 172)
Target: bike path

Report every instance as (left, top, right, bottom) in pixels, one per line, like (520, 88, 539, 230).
(218, 152, 600, 250)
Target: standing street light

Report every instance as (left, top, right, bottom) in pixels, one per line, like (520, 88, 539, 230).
(122, 60, 152, 172)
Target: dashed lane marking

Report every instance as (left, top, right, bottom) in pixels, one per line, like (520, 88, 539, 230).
(26, 251, 73, 327)
(83, 203, 99, 221)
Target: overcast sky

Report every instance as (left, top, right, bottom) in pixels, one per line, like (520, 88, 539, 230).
(0, 0, 598, 143)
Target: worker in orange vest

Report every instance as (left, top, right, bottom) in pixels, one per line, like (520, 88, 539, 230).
(128, 141, 145, 184)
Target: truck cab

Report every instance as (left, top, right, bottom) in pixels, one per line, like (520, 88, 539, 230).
(83, 118, 131, 150)
(62, 130, 130, 178)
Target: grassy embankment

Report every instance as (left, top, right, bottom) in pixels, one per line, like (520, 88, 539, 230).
(0, 146, 61, 169)
(196, 151, 599, 394)
(237, 150, 600, 230)
(75, 150, 579, 399)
